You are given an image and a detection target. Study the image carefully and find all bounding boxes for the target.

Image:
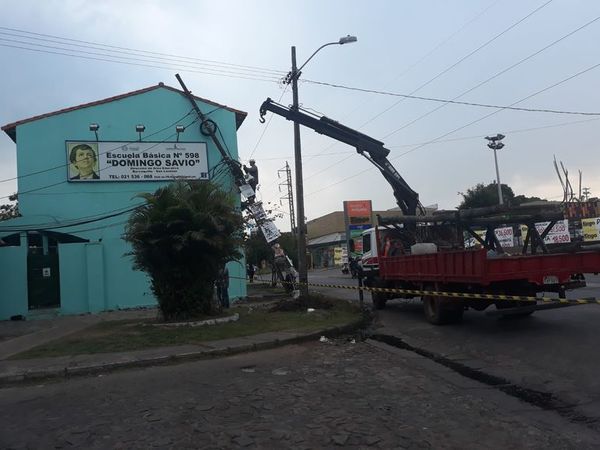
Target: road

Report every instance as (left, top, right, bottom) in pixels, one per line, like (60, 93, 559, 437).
(307, 269, 600, 423)
(2, 342, 598, 449)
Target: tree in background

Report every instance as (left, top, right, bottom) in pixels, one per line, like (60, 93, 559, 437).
(458, 182, 546, 209)
(124, 181, 244, 320)
(0, 193, 19, 221)
(458, 183, 515, 209)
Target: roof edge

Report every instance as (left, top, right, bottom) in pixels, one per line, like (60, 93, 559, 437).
(2, 83, 248, 142)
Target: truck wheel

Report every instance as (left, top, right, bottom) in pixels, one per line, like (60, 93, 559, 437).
(372, 292, 387, 310)
(423, 296, 463, 325)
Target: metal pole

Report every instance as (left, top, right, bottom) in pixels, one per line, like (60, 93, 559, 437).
(291, 46, 308, 298)
(493, 147, 503, 205)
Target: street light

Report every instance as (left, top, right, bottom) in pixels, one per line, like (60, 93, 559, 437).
(485, 133, 506, 205)
(286, 35, 357, 298)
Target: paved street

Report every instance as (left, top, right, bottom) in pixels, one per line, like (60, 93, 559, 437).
(307, 269, 600, 423)
(2, 341, 598, 449)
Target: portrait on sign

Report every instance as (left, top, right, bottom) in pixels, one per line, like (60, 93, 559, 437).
(67, 142, 100, 181)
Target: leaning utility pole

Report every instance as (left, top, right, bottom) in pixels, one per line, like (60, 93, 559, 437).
(278, 161, 296, 233)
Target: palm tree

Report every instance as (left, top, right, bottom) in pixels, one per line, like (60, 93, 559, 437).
(124, 181, 244, 320)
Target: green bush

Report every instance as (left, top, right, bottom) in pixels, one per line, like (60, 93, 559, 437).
(124, 181, 244, 320)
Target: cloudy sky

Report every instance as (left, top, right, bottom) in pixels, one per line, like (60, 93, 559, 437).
(1, 0, 599, 232)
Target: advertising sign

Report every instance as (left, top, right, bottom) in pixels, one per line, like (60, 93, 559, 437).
(344, 200, 372, 258)
(249, 202, 268, 221)
(345, 200, 372, 225)
(334, 247, 343, 265)
(582, 217, 600, 242)
(67, 141, 209, 182)
(464, 227, 514, 248)
(260, 221, 281, 243)
(349, 224, 372, 255)
(520, 219, 571, 244)
(494, 226, 514, 248)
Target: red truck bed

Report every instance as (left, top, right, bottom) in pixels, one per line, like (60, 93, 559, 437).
(379, 249, 600, 286)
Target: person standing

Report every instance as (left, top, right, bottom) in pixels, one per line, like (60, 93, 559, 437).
(243, 159, 259, 192)
(247, 263, 255, 283)
(216, 265, 230, 309)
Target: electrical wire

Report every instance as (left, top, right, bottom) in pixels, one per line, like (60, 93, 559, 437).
(0, 26, 286, 76)
(0, 115, 200, 201)
(0, 43, 281, 83)
(299, 0, 555, 167)
(303, 61, 600, 199)
(247, 84, 290, 160)
(0, 203, 145, 232)
(360, 0, 555, 129)
(0, 36, 284, 80)
(0, 108, 196, 185)
(301, 14, 600, 183)
(378, 13, 600, 139)
(302, 80, 600, 116)
(242, 115, 600, 166)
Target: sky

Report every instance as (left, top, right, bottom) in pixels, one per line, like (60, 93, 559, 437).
(1, 0, 599, 233)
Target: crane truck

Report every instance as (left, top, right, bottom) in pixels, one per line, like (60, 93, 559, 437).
(259, 98, 600, 324)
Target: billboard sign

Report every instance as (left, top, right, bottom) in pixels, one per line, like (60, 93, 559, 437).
(520, 220, 571, 245)
(67, 141, 209, 182)
(464, 227, 514, 248)
(582, 217, 600, 242)
(344, 200, 373, 258)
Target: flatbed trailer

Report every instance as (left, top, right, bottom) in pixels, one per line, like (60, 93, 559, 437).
(379, 248, 600, 286)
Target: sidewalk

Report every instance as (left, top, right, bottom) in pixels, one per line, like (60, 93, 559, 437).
(0, 284, 365, 386)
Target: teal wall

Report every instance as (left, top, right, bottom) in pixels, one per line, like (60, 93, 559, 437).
(0, 245, 28, 318)
(0, 86, 247, 320)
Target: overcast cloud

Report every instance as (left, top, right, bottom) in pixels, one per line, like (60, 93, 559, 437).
(1, 0, 599, 232)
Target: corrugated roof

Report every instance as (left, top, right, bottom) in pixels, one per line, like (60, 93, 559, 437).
(308, 232, 346, 247)
(1, 82, 248, 143)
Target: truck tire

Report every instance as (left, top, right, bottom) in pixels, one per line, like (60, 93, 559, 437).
(372, 292, 387, 310)
(423, 295, 464, 325)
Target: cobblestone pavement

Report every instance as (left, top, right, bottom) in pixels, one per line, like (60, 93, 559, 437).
(1, 340, 597, 449)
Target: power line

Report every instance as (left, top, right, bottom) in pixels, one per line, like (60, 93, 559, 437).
(300, 0, 555, 169)
(302, 80, 600, 116)
(0, 35, 282, 80)
(358, 0, 555, 130)
(0, 115, 200, 201)
(247, 84, 290, 161)
(379, 13, 600, 139)
(0, 203, 144, 232)
(300, 1, 501, 167)
(304, 61, 600, 198)
(0, 109, 196, 185)
(255, 115, 600, 166)
(301, 14, 599, 183)
(0, 26, 286, 76)
(0, 43, 280, 83)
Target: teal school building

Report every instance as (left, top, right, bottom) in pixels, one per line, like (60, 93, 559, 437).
(0, 83, 247, 320)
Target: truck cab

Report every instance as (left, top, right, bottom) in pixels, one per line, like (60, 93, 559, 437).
(360, 225, 411, 275)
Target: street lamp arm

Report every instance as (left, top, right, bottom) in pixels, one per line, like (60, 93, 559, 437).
(296, 41, 339, 74)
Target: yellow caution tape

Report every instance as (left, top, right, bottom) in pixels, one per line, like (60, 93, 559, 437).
(240, 275, 600, 305)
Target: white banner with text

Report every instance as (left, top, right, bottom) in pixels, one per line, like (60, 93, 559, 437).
(66, 141, 209, 182)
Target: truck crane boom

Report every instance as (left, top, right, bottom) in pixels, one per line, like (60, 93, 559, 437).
(259, 98, 422, 216)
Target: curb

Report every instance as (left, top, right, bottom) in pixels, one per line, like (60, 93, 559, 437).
(0, 317, 368, 388)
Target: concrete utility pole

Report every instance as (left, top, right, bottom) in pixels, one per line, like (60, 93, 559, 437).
(286, 35, 357, 298)
(485, 134, 506, 205)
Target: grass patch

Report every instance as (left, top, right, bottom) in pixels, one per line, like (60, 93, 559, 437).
(12, 300, 361, 359)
